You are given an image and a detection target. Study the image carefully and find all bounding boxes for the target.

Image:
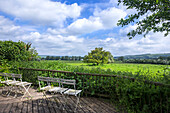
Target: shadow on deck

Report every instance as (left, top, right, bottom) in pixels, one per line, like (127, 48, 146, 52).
(0, 87, 117, 113)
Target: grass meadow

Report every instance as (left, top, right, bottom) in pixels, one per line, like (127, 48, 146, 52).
(66, 61, 168, 74)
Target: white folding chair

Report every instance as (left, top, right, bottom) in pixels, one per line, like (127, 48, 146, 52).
(6, 74, 22, 97)
(38, 76, 62, 107)
(50, 78, 68, 94)
(61, 79, 82, 111)
(0, 73, 13, 84)
(48, 77, 68, 108)
(48, 78, 62, 93)
(38, 76, 52, 99)
(13, 74, 32, 100)
(0, 73, 17, 96)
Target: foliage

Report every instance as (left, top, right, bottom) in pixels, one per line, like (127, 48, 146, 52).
(123, 58, 170, 65)
(117, 56, 124, 61)
(44, 55, 83, 61)
(117, 0, 169, 39)
(83, 47, 114, 65)
(0, 40, 39, 64)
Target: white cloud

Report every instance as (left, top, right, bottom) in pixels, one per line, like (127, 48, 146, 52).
(119, 24, 138, 36)
(0, 16, 20, 35)
(16, 32, 41, 42)
(0, 0, 81, 27)
(67, 17, 103, 35)
(78, 31, 170, 57)
(64, 7, 127, 35)
(16, 32, 84, 55)
(0, 16, 38, 41)
(0, 16, 22, 40)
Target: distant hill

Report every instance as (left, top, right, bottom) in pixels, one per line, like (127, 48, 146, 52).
(115, 53, 170, 59)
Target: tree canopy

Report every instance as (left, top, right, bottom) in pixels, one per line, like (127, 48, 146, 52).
(0, 40, 38, 63)
(83, 47, 114, 65)
(117, 0, 169, 39)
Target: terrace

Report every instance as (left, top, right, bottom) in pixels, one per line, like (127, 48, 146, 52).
(0, 67, 169, 113)
(0, 87, 117, 113)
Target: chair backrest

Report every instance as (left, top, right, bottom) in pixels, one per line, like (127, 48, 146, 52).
(50, 78, 60, 82)
(5, 73, 13, 78)
(60, 79, 76, 89)
(51, 78, 61, 87)
(38, 76, 51, 87)
(0, 72, 6, 77)
(38, 76, 50, 82)
(12, 74, 22, 82)
(0, 72, 6, 81)
(4, 73, 13, 81)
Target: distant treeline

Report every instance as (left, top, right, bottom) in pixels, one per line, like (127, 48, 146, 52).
(117, 56, 170, 65)
(116, 53, 170, 59)
(42, 56, 83, 61)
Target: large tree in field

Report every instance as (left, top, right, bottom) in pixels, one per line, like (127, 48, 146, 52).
(83, 47, 114, 65)
(117, 0, 169, 39)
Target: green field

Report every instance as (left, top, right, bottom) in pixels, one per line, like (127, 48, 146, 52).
(66, 61, 168, 73)
(7, 60, 169, 83)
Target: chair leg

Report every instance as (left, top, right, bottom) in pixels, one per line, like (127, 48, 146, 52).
(40, 90, 52, 107)
(74, 93, 81, 112)
(0, 85, 4, 95)
(7, 85, 13, 97)
(48, 92, 62, 108)
(21, 85, 32, 100)
(53, 96, 60, 108)
(14, 85, 22, 98)
(0, 87, 2, 95)
(63, 94, 68, 110)
(39, 91, 46, 106)
(1, 85, 8, 96)
(14, 86, 18, 98)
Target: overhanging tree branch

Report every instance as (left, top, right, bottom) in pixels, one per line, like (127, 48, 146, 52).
(117, 0, 169, 39)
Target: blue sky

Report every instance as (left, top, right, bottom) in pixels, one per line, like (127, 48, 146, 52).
(0, 0, 169, 56)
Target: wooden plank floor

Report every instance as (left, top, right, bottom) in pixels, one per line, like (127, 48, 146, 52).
(0, 87, 117, 113)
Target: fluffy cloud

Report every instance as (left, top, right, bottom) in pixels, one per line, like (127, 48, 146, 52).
(0, 0, 81, 27)
(0, 16, 20, 34)
(16, 32, 85, 55)
(0, 16, 38, 41)
(67, 17, 103, 35)
(0, 16, 21, 40)
(119, 25, 138, 37)
(65, 7, 127, 35)
(95, 32, 170, 56)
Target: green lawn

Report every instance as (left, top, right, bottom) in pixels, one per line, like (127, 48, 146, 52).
(66, 61, 168, 73)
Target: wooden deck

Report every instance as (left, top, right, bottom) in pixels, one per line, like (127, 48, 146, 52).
(0, 87, 117, 113)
